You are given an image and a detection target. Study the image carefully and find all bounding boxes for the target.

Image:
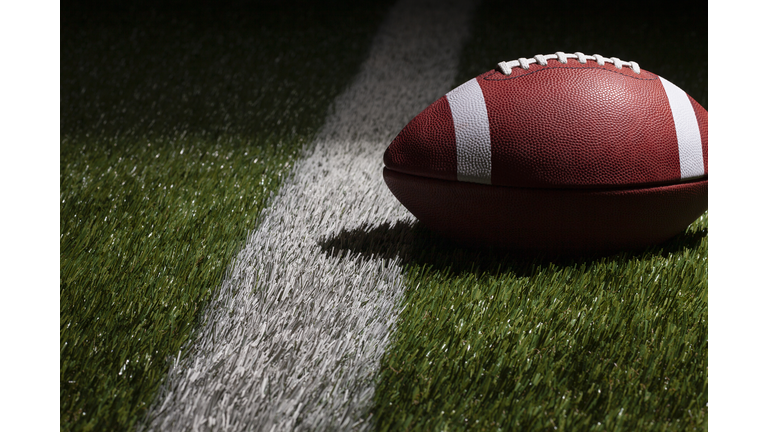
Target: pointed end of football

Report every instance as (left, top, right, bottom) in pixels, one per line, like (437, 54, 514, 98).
(383, 96, 457, 181)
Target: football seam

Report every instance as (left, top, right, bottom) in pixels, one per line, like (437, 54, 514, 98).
(481, 66, 659, 82)
(383, 166, 707, 191)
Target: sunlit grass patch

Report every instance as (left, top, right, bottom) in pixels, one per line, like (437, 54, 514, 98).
(60, 133, 298, 429)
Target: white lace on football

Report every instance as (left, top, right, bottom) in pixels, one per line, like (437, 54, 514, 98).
(497, 52, 640, 75)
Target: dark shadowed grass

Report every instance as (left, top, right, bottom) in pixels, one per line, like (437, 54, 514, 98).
(373, 0, 707, 430)
(374, 215, 707, 431)
(59, 1, 392, 430)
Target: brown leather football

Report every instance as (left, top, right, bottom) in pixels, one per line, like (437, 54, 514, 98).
(383, 52, 708, 253)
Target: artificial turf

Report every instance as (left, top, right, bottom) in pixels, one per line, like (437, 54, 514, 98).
(373, 0, 707, 430)
(61, 0, 708, 429)
(59, 1, 391, 430)
(375, 215, 707, 431)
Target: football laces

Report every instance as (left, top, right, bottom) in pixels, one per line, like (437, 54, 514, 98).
(497, 52, 641, 75)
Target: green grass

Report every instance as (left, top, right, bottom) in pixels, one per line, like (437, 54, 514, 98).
(375, 216, 707, 431)
(373, 1, 707, 430)
(60, 2, 392, 430)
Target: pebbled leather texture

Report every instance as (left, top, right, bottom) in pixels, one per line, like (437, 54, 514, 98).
(383, 167, 708, 253)
(384, 96, 457, 181)
(384, 58, 708, 189)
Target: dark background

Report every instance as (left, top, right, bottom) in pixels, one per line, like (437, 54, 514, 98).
(454, 0, 706, 108)
(62, 0, 707, 138)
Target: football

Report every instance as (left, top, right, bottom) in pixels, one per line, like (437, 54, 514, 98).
(383, 52, 708, 253)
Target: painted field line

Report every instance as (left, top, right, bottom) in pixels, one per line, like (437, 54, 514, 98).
(143, 0, 475, 430)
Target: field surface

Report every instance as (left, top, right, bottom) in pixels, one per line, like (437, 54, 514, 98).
(61, 1, 393, 430)
(60, 0, 707, 431)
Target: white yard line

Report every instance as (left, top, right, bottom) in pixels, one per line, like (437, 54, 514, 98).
(143, 1, 475, 430)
